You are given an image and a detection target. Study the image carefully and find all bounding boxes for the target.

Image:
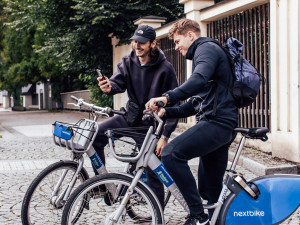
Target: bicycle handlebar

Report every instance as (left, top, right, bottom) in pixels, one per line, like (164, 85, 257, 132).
(70, 95, 163, 134)
(155, 101, 165, 108)
(70, 95, 79, 102)
(70, 95, 125, 116)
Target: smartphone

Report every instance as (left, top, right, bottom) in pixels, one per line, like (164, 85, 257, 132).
(96, 69, 104, 80)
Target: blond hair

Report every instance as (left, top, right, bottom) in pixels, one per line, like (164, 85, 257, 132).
(168, 18, 201, 39)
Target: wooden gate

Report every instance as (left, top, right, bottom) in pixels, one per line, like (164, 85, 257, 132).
(207, 3, 271, 129)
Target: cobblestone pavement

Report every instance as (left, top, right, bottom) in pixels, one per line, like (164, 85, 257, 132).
(0, 110, 299, 225)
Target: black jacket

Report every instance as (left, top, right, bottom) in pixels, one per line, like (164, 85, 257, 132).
(107, 49, 179, 137)
(165, 37, 238, 124)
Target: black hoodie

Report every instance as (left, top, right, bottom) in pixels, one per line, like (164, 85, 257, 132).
(165, 37, 238, 124)
(106, 49, 179, 138)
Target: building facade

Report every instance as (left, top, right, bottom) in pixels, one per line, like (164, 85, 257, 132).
(111, 0, 300, 163)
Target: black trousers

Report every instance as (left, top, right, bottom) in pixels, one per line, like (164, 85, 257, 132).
(92, 115, 165, 208)
(161, 117, 236, 216)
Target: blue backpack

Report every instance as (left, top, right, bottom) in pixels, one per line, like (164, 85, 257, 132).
(202, 37, 262, 111)
(222, 37, 261, 108)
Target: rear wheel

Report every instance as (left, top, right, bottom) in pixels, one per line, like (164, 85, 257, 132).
(61, 173, 163, 225)
(21, 160, 89, 225)
(217, 193, 237, 225)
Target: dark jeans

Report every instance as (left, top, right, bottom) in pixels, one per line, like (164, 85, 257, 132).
(92, 115, 165, 208)
(161, 117, 236, 216)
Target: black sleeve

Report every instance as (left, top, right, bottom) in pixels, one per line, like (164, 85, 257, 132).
(164, 100, 196, 119)
(106, 60, 128, 96)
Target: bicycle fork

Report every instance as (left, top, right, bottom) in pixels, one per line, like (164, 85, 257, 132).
(107, 169, 145, 224)
(86, 147, 119, 204)
(50, 157, 85, 208)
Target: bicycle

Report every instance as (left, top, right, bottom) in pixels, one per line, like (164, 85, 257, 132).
(21, 96, 165, 225)
(61, 107, 300, 225)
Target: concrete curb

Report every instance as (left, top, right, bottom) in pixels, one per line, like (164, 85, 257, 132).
(228, 151, 298, 176)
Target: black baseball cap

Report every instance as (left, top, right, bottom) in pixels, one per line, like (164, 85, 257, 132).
(130, 25, 156, 43)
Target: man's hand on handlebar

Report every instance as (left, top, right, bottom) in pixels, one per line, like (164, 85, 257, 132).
(145, 97, 167, 117)
(97, 76, 111, 93)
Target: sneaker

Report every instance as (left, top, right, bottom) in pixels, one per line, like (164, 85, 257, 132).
(184, 213, 209, 225)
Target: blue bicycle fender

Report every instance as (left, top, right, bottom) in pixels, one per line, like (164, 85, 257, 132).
(225, 175, 300, 225)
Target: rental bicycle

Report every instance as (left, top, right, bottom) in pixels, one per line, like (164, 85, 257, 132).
(21, 96, 167, 225)
(61, 107, 300, 224)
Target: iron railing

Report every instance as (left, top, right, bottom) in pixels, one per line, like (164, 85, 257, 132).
(207, 3, 270, 129)
(160, 37, 187, 123)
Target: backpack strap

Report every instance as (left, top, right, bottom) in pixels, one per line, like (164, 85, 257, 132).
(211, 78, 233, 116)
(212, 86, 219, 117)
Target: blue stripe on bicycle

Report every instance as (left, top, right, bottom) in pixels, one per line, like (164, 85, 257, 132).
(153, 164, 174, 187)
(90, 153, 103, 169)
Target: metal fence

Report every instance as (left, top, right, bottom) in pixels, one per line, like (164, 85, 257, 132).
(160, 37, 187, 123)
(207, 3, 271, 129)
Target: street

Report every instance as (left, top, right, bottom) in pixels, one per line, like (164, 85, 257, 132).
(0, 110, 299, 224)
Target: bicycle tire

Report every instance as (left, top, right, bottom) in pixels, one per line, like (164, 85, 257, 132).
(61, 173, 163, 225)
(217, 193, 236, 225)
(21, 160, 89, 225)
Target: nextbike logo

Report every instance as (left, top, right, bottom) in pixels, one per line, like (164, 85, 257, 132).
(62, 131, 70, 135)
(234, 210, 265, 217)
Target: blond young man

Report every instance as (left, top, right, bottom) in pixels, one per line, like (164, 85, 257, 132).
(146, 19, 238, 225)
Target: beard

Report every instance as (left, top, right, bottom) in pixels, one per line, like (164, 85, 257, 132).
(134, 44, 151, 58)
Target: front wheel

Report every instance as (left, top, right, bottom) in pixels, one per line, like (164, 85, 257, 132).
(61, 173, 163, 225)
(21, 160, 89, 225)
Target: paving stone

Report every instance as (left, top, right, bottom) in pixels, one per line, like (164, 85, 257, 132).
(0, 111, 299, 224)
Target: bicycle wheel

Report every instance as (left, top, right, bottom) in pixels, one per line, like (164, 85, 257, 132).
(61, 173, 163, 225)
(21, 160, 89, 225)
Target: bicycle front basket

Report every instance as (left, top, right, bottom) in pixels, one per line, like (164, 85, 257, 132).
(52, 122, 73, 140)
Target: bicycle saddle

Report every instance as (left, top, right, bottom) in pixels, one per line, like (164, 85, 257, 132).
(234, 127, 269, 141)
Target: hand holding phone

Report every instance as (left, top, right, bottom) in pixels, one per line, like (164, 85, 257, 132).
(96, 69, 104, 80)
(96, 69, 111, 93)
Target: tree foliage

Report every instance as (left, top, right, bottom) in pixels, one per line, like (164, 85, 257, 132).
(0, 0, 183, 106)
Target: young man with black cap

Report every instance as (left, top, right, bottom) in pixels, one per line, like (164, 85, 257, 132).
(93, 25, 179, 208)
(146, 19, 238, 225)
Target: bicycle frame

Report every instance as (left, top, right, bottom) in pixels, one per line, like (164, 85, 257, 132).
(50, 96, 126, 208)
(106, 110, 280, 225)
